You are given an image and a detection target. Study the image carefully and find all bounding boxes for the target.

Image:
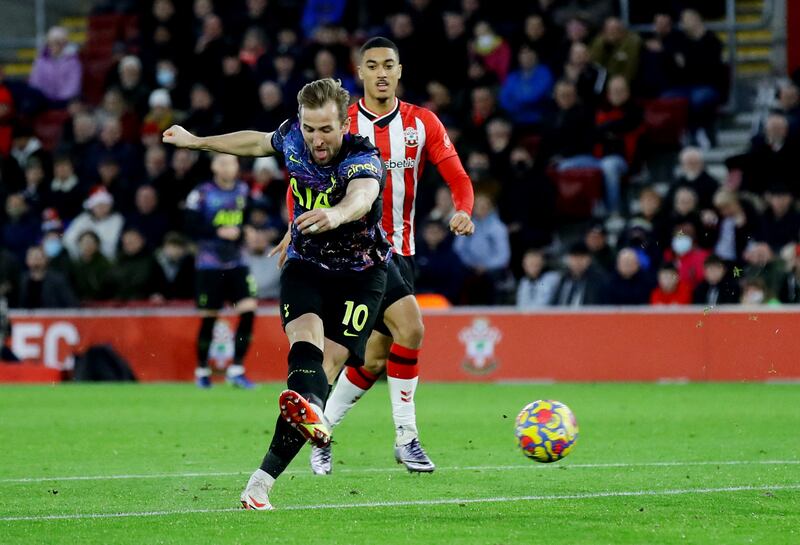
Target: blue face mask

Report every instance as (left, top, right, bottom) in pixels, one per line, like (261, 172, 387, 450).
(156, 69, 175, 88)
(43, 237, 62, 258)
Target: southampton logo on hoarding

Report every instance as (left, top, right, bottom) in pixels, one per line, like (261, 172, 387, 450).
(458, 318, 501, 375)
(403, 126, 419, 147)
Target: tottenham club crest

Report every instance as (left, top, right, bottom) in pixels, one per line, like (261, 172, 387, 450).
(458, 318, 501, 375)
(403, 126, 419, 147)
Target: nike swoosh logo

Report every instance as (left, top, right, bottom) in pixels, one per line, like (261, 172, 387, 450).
(248, 495, 267, 508)
(288, 154, 302, 164)
(343, 330, 358, 337)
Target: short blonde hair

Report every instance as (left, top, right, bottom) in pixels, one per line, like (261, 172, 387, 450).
(297, 78, 349, 123)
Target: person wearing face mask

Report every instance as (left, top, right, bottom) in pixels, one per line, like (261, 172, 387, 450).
(40, 208, 71, 277)
(17, 245, 78, 309)
(693, 254, 740, 305)
(664, 223, 709, 291)
(740, 277, 780, 306)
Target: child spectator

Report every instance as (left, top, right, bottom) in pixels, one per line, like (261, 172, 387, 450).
(650, 262, 692, 305)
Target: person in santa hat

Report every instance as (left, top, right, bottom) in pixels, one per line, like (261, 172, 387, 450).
(62, 186, 124, 260)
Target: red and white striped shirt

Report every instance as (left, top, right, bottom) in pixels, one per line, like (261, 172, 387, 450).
(349, 98, 471, 256)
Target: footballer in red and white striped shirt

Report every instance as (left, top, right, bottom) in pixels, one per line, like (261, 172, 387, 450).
(315, 37, 474, 476)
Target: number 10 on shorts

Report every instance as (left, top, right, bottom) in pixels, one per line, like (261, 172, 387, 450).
(342, 300, 368, 336)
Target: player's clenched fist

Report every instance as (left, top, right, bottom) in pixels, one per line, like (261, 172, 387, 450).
(162, 125, 198, 149)
(450, 210, 475, 236)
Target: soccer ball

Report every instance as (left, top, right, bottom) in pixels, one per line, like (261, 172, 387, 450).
(515, 400, 578, 463)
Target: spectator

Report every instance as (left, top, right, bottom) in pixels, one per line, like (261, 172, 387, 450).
(95, 88, 139, 143)
(625, 186, 670, 254)
(541, 79, 596, 164)
(301, 0, 348, 39)
(465, 86, 498, 143)
(125, 184, 169, 249)
(471, 21, 511, 84)
(453, 193, 511, 304)
(557, 76, 643, 216)
(692, 254, 740, 305)
(666, 147, 720, 212)
(239, 27, 268, 69)
(242, 226, 280, 299)
(516, 247, 560, 309)
(666, 186, 701, 239)
(777, 82, 800, 138)
(589, 17, 641, 85)
(518, 13, 559, 71)
(87, 117, 140, 184)
(182, 84, 222, 137)
(249, 156, 284, 212)
(740, 277, 780, 306)
(606, 248, 654, 305)
(216, 48, 259, 131)
(69, 230, 113, 302)
(665, 222, 709, 291)
(742, 241, 785, 298)
(0, 247, 21, 307)
(650, 262, 692, 305)
(40, 209, 72, 277)
(193, 14, 229, 84)
(154, 231, 194, 300)
(427, 185, 456, 224)
(584, 222, 616, 274)
(666, 9, 725, 148)
(709, 189, 759, 263)
(10, 125, 46, 171)
(725, 114, 799, 196)
(62, 112, 98, 182)
(153, 58, 189, 111)
(29, 26, 82, 106)
(777, 243, 800, 303)
(758, 184, 800, 253)
(17, 245, 78, 309)
(115, 55, 151, 117)
(157, 148, 203, 217)
(592, 75, 643, 216)
(142, 89, 176, 135)
(261, 51, 304, 103)
(252, 81, 289, 132)
(416, 220, 464, 304)
(63, 187, 124, 260)
(2, 193, 40, 264)
(312, 49, 357, 95)
(440, 11, 470, 90)
(499, 46, 554, 127)
(21, 159, 48, 213)
(44, 155, 86, 222)
(109, 227, 165, 301)
(550, 241, 608, 306)
(637, 12, 682, 98)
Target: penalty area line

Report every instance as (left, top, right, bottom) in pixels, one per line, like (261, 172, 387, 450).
(2, 459, 799, 484)
(2, 483, 800, 522)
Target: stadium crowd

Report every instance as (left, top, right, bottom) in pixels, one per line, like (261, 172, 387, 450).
(1, 0, 799, 310)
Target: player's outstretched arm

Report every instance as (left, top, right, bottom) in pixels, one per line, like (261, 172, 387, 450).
(295, 178, 380, 235)
(162, 125, 275, 157)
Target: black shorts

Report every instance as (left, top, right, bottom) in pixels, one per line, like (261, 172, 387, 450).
(195, 267, 257, 310)
(373, 255, 416, 337)
(279, 259, 388, 366)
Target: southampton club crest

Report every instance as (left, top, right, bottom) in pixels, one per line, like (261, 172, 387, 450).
(403, 126, 419, 147)
(458, 318, 502, 375)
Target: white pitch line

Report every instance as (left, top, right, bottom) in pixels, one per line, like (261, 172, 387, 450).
(2, 459, 799, 484)
(2, 483, 800, 522)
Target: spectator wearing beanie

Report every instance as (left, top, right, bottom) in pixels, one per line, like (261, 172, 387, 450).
(63, 187, 124, 260)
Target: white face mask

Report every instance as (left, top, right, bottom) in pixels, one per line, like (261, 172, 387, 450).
(671, 235, 693, 256)
(477, 34, 495, 50)
(744, 290, 765, 304)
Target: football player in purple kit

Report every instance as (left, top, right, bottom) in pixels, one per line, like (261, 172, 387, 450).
(184, 153, 257, 389)
(163, 78, 389, 510)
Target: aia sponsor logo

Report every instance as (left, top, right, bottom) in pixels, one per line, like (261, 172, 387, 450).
(403, 126, 419, 147)
(385, 157, 417, 170)
(458, 318, 501, 375)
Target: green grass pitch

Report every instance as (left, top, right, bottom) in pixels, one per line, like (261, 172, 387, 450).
(1, 382, 799, 544)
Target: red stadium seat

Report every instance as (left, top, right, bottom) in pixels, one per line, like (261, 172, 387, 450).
(548, 167, 604, 220)
(80, 54, 115, 105)
(33, 109, 71, 151)
(642, 97, 689, 148)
